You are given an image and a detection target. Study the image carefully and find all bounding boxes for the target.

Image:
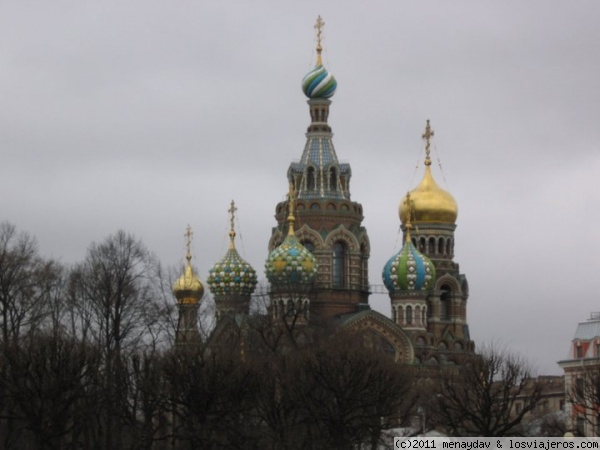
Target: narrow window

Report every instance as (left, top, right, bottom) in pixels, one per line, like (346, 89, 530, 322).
(307, 167, 315, 191)
(332, 242, 346, 288)
(329, 167, 337, 192)
(440, 285, 451, 320)
(406, 306, 413, 325)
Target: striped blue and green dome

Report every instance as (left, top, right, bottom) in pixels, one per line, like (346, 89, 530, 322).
(382, 240, 435, 294)
(266, 234, 318, 287)
(302, 65, 337, 99)
(208, 248, 257, 296)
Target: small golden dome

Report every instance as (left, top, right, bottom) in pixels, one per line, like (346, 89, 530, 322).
(173, 225, 204, 304)
(399, 120, 458, 225)
(173, 261, 204, 304)
(399, 165, 458, 224)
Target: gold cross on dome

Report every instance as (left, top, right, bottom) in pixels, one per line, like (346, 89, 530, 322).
(314, 16, 325, 65)
(228, 200, 237, 243)
(184, 225, 193, 262)
(315, 16, 325, 46)
(422, 119, 434, 165)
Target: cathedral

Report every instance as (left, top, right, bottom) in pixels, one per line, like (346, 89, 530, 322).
(173, 17, 474, 366)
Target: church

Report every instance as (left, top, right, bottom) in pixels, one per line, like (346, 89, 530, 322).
(172, 17, 474, 366)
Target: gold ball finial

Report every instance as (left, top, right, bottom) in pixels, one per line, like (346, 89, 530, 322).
(287, 182, 296, 236)
(403, 192, 413, 241)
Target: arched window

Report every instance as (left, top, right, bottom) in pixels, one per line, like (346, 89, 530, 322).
(438, 238, 445, 255)
(428, 237, 436, 255)
(307, 167, 315, 191)
(414, 306, 421, 325)
(329, 167, 337, 192)
(440, 285, 452, 321)
(406, 306, 413, 325)
(332, 242, 346, 288)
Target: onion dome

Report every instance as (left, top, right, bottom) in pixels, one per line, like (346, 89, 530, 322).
(207, 201, 257, 296)
(266, 185, 318, 287)
(399, 120, 458, 225)
(302, 65, 337, 99)
(173, 226, 204, 304)
(383, 202, 436, 293)
(301, 16, 337, 99)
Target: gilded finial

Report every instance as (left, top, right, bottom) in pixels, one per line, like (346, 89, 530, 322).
(184, 225, 193, 263)
(404, 192, 413, 241)
(422, 119, 434, 166)
(228, 200, 237, 249)
(314, 15, 325, 66)
(287, 182, 296, 236)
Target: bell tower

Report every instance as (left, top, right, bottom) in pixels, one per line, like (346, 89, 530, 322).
(268, 16, 370, 321)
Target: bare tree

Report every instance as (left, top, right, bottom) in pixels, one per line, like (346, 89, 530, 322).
(293, 332, 417, 449)
(434, 345, 543, 436)
(162, 346, 260, 449)
(0, 331, 102, 450)
(68, 230, 164, 449)
(0, 222, 59, 344)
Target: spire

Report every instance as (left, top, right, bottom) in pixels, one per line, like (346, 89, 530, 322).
(287, 182, 296, 236)
(404, 192, 413, 242)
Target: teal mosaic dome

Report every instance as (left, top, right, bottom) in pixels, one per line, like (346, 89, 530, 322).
(302, 64, 337, 99)
(382, 240, 436, 293)
(208, 247, 257, 296)
(266, 234, 318, 287)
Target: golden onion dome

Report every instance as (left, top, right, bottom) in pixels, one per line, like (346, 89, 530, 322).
(173, 226, 204, 304)
(400, 120, 458, 225)
(399, 164, 458, 224)
(173, 261, 204, 304)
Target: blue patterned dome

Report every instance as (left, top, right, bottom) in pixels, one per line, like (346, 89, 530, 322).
(208, 201, 257, 297)
(302, 64, 337, 99)
(266, 233, 317, 287)
(382, 239, 435, 294)
(208, 247, 257, 296)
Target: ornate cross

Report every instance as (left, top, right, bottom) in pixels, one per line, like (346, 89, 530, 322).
(422, 119, 434, 165)
(315, 15, 325, 65)
(228, 200, 237, 243)
(184, 225, 193, 262)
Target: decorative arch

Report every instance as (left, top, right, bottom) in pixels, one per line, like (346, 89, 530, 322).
(340, 310, 415, 363)
(296, 224, 325, 250)
(435, 274, 462, 295)
(324, 225, 360, 251)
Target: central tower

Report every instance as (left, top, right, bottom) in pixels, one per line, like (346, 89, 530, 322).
(268, 16, 370, 321)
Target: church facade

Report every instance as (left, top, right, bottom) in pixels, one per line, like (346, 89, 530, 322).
(173, 17, 474, 366)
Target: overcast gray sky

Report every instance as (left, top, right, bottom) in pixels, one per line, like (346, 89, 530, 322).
(1, 1, 599, 374)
